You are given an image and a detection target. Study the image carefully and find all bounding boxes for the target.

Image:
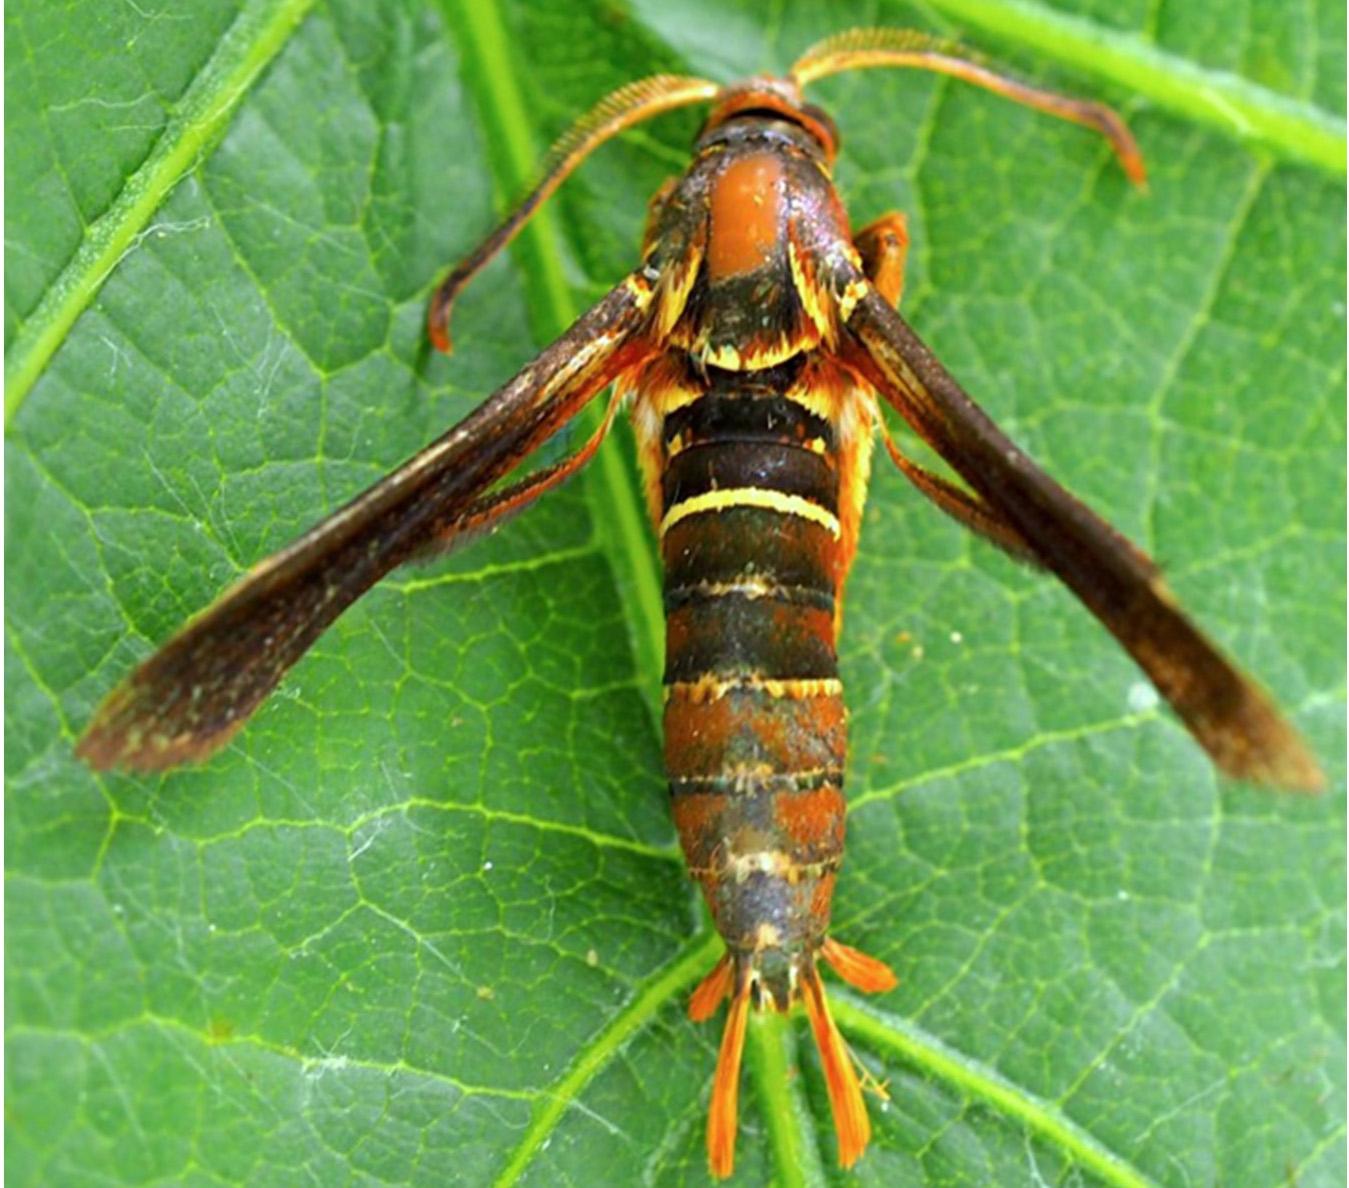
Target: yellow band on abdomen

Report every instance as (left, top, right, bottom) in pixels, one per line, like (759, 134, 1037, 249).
(660, 487, 841, 539)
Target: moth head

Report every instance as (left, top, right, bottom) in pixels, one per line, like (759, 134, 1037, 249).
(702, 77, 840, 162)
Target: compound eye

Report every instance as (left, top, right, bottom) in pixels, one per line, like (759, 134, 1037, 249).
(801, 103, 839, 153)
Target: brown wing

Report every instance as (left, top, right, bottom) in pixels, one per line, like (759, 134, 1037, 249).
(843, 284, 1322, 792)
(77, 275, 656, 772)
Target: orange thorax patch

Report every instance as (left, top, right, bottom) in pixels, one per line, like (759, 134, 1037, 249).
(707, 152, 786, 281)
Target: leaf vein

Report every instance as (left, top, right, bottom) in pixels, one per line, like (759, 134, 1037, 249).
(4, 0, 318, 422)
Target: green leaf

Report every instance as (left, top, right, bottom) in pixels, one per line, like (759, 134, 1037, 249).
(6, 1, 1344, 1185)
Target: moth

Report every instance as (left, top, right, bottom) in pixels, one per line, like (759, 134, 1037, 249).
(78, 28, 1322, 1178)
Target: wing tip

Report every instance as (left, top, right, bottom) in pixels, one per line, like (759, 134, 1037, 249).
(75, 682, 237, 774)
(1217, 732, 1326, 795)
(1203, 680, 1326, 795)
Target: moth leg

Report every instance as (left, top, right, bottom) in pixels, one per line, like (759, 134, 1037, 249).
(879, 421, 1040, 566)
(854, 212, 908, 308)
(857, 212, 1036, 562)
(409, 387, 624, 561)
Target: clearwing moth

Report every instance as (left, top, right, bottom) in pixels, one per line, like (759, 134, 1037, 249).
(78, 28, 1323, 1176)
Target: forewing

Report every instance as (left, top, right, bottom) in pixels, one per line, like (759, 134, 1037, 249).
(77, 275, 655, 772)
(844, 285, 1322, 791)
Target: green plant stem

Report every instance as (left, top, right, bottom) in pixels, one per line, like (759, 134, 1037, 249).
(925, 0, 1344, 174)
(833, 995, 1157, 1188)
(746, 1013, 826, 1188)
(435, 0, 666, 715)
(493, 931, 723, 1186)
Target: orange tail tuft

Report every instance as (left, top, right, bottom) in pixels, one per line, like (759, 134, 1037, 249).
(689, 954, 734, 1022)
(708, 981, 751, 1178)
(801, 968, 871, 1169)
(821, 936, 898, 994)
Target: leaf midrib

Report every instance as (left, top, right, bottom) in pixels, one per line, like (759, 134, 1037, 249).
(832, 996, 1157, 1188)
(2, 0, 318, 423)
(429, 2, 1167, 1184)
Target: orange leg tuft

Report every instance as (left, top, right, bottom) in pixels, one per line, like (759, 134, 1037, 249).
(854, 211, 909, 308)
(800, 968, 871, 1168)
(707, 983, 752, 1178)
(821, 936, 899, 994)
(689, 954, 734, 1022)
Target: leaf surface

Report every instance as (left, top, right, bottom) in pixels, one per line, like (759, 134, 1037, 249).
(6, 1, 1345, 1185)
